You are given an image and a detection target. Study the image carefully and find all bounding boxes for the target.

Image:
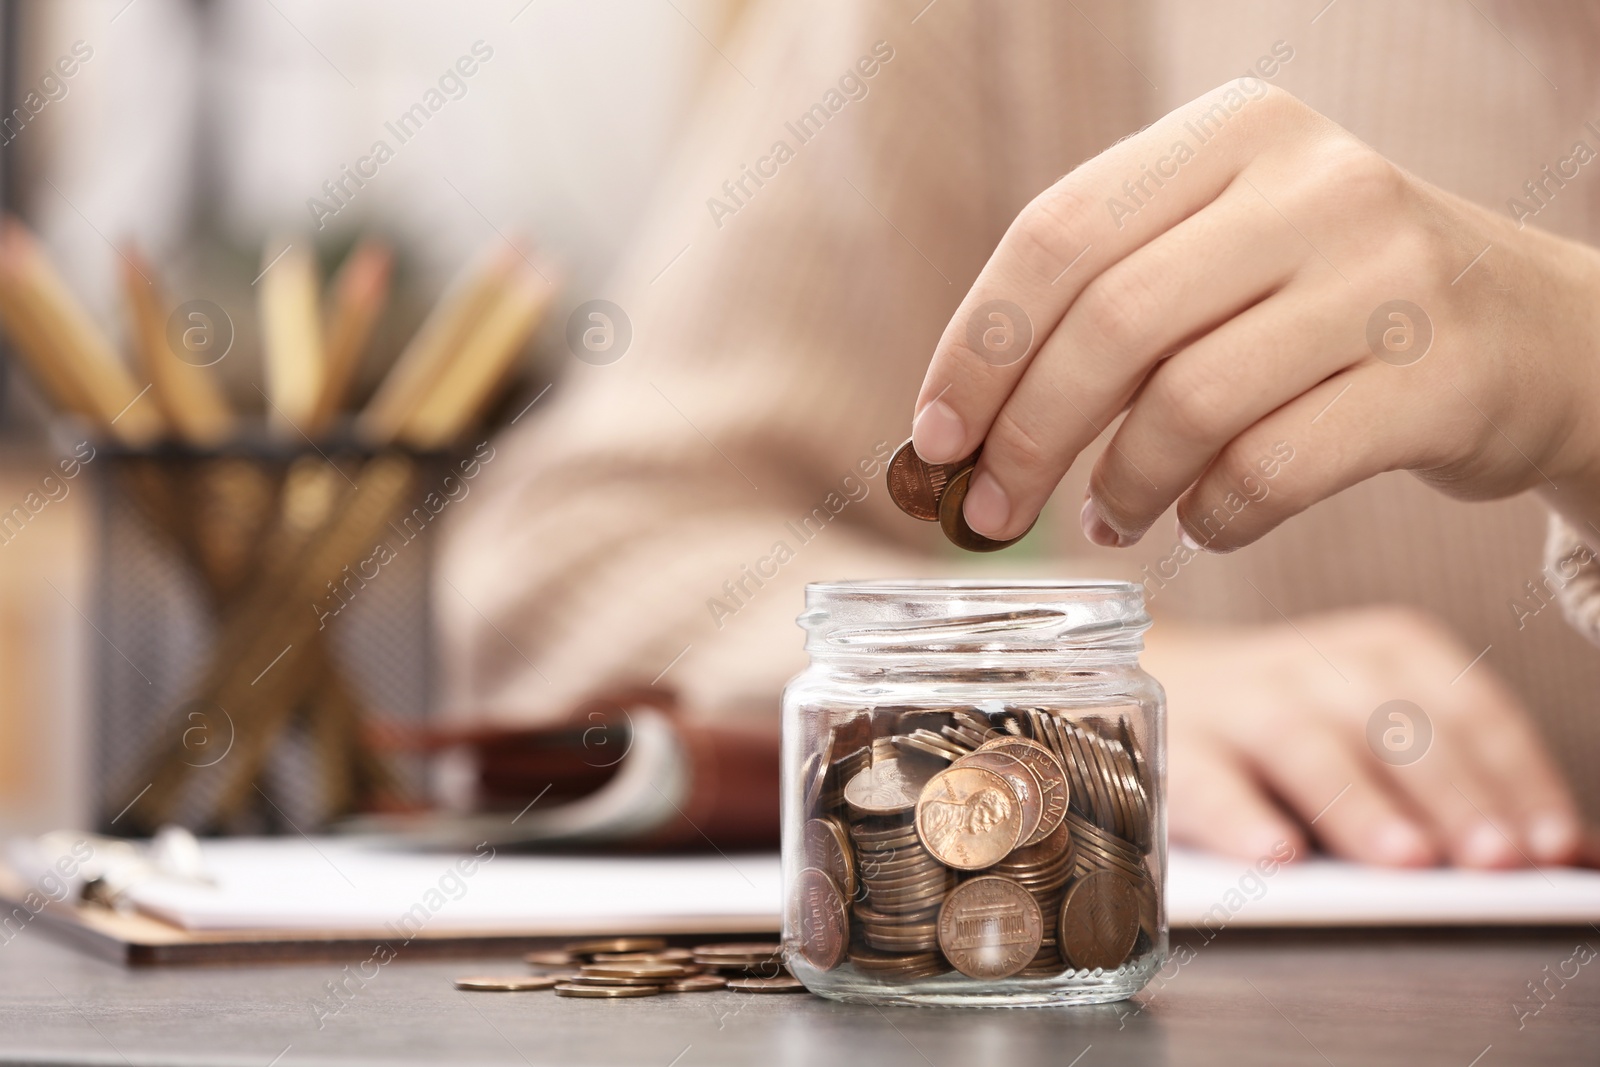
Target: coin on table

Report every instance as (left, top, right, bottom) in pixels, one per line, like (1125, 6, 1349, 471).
(454, 975, 562, 991)
(581, 961, 693, 980)
(588, 951, 687, 963)
(523, 950, 575, 967)
(1059, 868, 1141, 972)
(950, 750, 1044, 849)
(691, 942, 784, 961)
(915, 765, 1023, 870)
(937, 466, 1034, 552)
(936, 875, 1043, 980)
(727, 976, 808, 994)
(794, 867, 849, 971)
(886, 437, 974, 521)
(979, 736, 1070, 845)
(567, 974, 678, 987)
(554, 982, 662, 999)
(844, 757, 931, 817)
(564, 937, 668, 957)
(661, 974, 728, 992)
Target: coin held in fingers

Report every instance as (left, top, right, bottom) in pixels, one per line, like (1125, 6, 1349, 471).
(886, 438, 974, 521)
(938, 467, 1033, 553)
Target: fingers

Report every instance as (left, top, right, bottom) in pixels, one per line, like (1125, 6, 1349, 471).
(1371, 713, 1527, 869)
(1461, 706, 1584, 864)
(913, 82, 1302, 466)
(1084, 278, 1369, 545)
(1168, 735, 1307, 863)
(1246, 717, 1439, 866)
(1390, 655, 1584, 866)
(1175, 369, 1446, 551)
(960, 179, 1307, 540)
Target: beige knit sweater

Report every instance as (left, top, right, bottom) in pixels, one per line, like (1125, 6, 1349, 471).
(439, 0, 1600, 818)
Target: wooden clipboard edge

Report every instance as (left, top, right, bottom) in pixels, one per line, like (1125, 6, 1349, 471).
(0, 862, 778, 966)
(0, 886, 780, 967)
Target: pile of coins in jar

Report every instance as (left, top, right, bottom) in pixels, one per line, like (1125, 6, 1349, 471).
(794, 706, 1157, 982)
(454, 938, 806, 998)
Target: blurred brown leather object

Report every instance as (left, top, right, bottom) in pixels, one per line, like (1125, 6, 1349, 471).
(420, 688, 781, 850)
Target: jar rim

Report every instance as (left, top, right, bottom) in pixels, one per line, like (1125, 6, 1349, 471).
(800, 578, 1148, 657)
(805, 578, 1139, 596)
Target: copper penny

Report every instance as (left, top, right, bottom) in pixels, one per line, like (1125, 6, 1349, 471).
(523, 950, 575, 967)
(727, 976, 807, 993)
(592, 948, 696, 963)
(844, 757, 931, 817)
(581, 961, 692, 980)
(661, 974, 727, 992)
(1000, 810, 1074, 869)
(803, 816, 858, 899)
(979, 736, 1070, 845)
(1059, 868, 1141, 972)
(886, 437, 973, 521)
(950, 750, 1044, 850)
(454, 975, 561, 991)
(794, 867, 849, 971)
(915, 766, 1023, 870)
(553, 982, 661, 999)
(692, 942, 782, 960)
(563, 937, 667, 957)
(936, 875, 1043, 980)
(937, 466, 1034, 552)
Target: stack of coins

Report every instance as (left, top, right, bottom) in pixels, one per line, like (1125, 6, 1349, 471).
(885, 438, 1037, 552)
(792, 704, 1158, 986)
(464, 940, 807, 999)
(690, 942, 787, 977)
(848, 820, 951, 960)
(804, 723, 872, 820)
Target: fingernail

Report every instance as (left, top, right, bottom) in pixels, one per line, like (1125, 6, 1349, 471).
(1460, 823, 1517, 868)
(1372, 821, 1432, 866)
(1177, 523, 1202, 552)
(1528, 815, 1579, 862)
(911, 400, 965, 464)
(963, 471, 1010, 536)
(1080, 496, 1122, 548)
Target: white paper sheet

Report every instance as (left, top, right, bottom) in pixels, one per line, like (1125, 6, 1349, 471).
(125, 838, 782, 932)
(121, 838, 1600, 932)
(1165, 847, 1600, 927)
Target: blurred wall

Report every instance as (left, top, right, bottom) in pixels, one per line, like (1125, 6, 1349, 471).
(0, 0, 739, 835)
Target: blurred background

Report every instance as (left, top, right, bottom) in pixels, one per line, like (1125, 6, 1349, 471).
(0, 0, 744, 837)
(3, 0, 1597, 858)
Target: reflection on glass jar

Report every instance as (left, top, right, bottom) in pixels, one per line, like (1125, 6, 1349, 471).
(781, 580, 1166, 1006)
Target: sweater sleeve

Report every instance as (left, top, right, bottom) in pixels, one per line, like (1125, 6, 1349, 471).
(1542, 512, 1600, 645)
(436, 0, 1147, 728)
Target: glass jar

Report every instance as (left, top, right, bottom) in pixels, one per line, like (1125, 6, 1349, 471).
(781, 579, 1165, 1007)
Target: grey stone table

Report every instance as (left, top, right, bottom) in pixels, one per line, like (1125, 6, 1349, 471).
(1, 926, 1595, 1066)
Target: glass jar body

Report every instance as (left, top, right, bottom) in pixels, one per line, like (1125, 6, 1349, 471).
(780, 581, 1166, 1007)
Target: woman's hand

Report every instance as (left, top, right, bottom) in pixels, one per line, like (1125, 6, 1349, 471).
(911, 81, 1600, 550)
(1149, 608, 1585, 867)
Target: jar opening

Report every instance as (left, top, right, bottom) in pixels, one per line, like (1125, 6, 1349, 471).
(799, 579, 1149, 658)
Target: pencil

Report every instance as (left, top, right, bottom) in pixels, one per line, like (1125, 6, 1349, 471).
(0, 219, 163, 445)
(121, 247, 235, 447)
(397, 263, 554, 449)
(312, 238, 392, 434)
(258, 240, 324, 437)
(353, 243, 518, 446)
